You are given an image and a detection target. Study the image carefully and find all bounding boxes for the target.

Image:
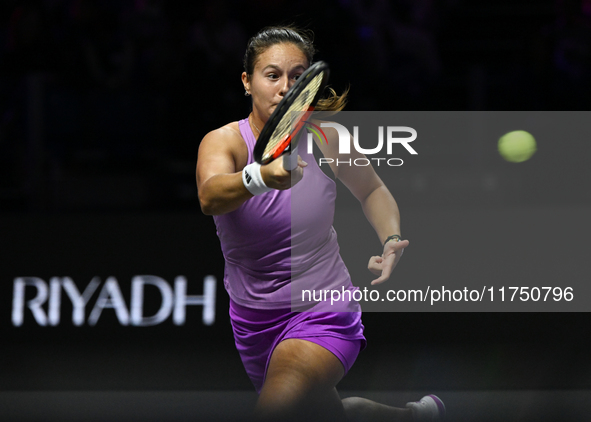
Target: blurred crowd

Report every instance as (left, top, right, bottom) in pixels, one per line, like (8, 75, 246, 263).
(1, 0, 590, 212)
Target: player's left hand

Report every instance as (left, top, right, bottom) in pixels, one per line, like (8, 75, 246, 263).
(368, 239, 409, 285)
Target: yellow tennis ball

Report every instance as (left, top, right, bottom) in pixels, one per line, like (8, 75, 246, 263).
(498, 130, 537, 163)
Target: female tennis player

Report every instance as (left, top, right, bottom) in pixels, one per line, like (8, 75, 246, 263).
(196, 26, 445, 422)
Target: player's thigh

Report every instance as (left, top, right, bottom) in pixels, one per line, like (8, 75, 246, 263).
(257, 338, 346, 417)
(266, 338, 345, 390)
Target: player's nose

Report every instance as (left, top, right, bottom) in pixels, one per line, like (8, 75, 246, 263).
(278, 76, 290, 96)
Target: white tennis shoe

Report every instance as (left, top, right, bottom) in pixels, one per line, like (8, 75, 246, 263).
(405, 394, 446, 421)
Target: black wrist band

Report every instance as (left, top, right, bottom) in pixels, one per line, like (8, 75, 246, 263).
(384, 234, 401, 246)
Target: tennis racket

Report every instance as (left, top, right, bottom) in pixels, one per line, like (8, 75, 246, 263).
(253, 61, 330, 170)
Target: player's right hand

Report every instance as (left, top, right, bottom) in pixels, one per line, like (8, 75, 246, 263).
(261, 155, 307, 190)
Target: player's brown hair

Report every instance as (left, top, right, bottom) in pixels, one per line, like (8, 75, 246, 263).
(243, 25, 348, 112)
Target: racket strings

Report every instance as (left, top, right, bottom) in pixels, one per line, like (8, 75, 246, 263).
(263, 72, 325, 159)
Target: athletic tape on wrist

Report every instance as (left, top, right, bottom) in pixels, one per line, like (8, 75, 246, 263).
(242, 162, 272, 196)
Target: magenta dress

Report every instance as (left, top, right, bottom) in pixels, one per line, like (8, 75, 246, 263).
(213, 118, 366, 393)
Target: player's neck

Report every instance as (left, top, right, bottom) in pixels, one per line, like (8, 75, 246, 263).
(249, 113, 262, 139)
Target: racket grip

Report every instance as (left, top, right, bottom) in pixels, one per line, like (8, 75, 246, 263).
(283, 145, 299, 171)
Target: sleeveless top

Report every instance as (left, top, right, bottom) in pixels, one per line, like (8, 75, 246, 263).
(213, 118, 357, 310)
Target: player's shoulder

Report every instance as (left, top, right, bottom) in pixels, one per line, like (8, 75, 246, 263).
(200, 121, 246, 153)
(202, 121, 243, 144)
(309, 116, 339, 134)
(198, 121, 249, 170)
(309, 117, 341, 151)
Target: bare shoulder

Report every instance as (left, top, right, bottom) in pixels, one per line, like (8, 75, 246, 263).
(309, 117, 343, 177)
(200, 121, 244, 150)
(310, 117, 341, 152)
(198, 121, 248, 171)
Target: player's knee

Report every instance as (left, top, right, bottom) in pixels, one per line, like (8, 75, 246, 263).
(255, 380, 306, 422)
(256, 384, 344, 422)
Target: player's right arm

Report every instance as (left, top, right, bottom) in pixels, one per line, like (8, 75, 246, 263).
(197, 123, 306, 215)
(196, 124, 254, 215)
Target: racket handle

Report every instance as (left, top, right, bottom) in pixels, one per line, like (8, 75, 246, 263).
(283, 145, 299, 171)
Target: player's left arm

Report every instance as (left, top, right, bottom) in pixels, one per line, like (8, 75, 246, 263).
(331, 132, 409, 285)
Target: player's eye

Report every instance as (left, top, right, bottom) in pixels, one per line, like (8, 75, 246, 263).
(293, 74, 302, 81)
(267, 73, 279, 80)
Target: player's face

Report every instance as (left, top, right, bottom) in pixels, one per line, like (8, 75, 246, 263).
(243, 43, 309, 122)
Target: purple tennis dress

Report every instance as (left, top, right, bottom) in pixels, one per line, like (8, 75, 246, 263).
(213, 118, 366, 393)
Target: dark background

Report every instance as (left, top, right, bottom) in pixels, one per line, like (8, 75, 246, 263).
(1, 1, 590, 421)
(2, 0, 591, 213)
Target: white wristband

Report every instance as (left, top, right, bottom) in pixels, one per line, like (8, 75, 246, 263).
(242, 162, 272, 196)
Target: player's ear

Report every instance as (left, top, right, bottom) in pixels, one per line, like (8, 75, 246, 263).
(241, 72, 250, 93)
